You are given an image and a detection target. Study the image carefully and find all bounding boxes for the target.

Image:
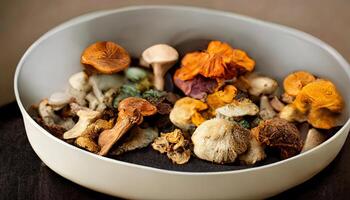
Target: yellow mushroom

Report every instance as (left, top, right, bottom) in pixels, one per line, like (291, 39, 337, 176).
(283, 71, 316, 96)
(206, 85, 237, 116)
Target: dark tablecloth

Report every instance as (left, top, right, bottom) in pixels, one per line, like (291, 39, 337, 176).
(1, 102, 349, 199)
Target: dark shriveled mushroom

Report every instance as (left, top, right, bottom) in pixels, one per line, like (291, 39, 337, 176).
(252, 118, 302, 159)
(98, 97, 157, 156)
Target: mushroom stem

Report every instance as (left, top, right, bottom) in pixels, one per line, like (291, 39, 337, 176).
(98, 112, 140, 156)
(153, 63, 166, 90)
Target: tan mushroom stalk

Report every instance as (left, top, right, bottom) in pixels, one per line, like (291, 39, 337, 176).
(169, 97, 208, 131)
(98, 97, 157, 156)
(216, 98, 259, 121)
(301, 128, 326, 153)
(270, 96, 285, 112)
(140, 44, 179, 90)
(259, 96, 276, 120)
(63, 109, 101, 139)
(191, 118, 250, 164)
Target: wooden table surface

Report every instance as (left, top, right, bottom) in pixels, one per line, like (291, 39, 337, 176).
(0, 102, 350, 199)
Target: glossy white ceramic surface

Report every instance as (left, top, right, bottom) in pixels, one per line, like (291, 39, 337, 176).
(14, 6, 350, 199)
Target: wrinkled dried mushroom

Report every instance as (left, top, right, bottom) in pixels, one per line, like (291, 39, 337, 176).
(152, 129, 191, 164)
(252, 118, 302, 159)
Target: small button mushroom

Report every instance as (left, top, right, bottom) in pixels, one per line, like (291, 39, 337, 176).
(246, 73, 278, 97)
(63, 109, 101, 139)
(239, 136, 266, 165)
(169, 97, 208, 131)
(191, 118, 251, 164)
(216, 98, 259, 121)
(140, 44, 179, 90)
(68, 71, 91, 106)
(301, 128, 326, 152)
(283, 71, 316, 96)
(152, 129, 191, 164)
(38, 99, 75, 135)
(270, 96, 285, 112)
(81, 41, 131, 74)
(279, 104, 307, 123)
(110, 126, 158, 156)
(98, 97, 157, 156)
(293, 79, 344, 129)
(259, 95, 277, 120)
(253, 118, 302, 159)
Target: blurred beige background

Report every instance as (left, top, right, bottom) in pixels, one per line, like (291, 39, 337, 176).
(1, 0, 349, 106)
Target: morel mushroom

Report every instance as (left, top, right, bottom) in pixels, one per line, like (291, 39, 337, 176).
(81, 41, 131, 74)
(98, 97, 157, 156)
(169, 97, 208, 131)
(283, 71, 315, 96)
(63, 109, 101, 139)
(293, 79, 344, 129)
(140, 44, 179, 90)
(191, 118, 250, 164)
(252, 118, 302, 159)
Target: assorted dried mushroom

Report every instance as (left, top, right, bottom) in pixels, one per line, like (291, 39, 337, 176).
(30, 40, 345, 167)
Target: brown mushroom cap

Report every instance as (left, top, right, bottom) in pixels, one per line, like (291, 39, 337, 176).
(254, 118, 302, 159)
(283, 71, 316, 96)
(81, 41, 131, 74)
(118, 97, 157, 117)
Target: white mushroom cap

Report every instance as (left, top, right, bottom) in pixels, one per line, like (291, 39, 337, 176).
(140, 44, 179, 90)
(141, 44, 179, 67)
(63, 109, 101, 139)
(216, 98, 259, 119)
(48, 92, 72, 110)
(247, 73, 278, 96)
(191, 118, 250, 164)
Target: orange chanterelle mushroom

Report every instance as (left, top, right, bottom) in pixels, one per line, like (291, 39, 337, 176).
(174, 41, 255, 81)
(81, 41, 131, 74)
(293, 79, 344, 129)
(283, 71, 316, 96)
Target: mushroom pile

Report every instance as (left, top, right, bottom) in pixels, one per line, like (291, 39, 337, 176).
(31, 40, 345, 167)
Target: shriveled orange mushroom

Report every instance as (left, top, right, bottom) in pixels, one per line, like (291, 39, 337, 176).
(283, 71, 316, 96)
(81, 41, 131, 74)
(293, 79, 344, 129)
(174, 41, 255, 81)
(206, 85, 237, 116)
(98, 97, 157, 155)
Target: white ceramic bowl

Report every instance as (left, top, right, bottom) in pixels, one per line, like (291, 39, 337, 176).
(14, 6, 350, 199)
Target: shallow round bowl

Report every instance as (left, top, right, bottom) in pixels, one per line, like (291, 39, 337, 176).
(14, 5, 350, 199)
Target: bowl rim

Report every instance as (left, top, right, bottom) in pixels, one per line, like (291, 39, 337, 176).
(14, 5, 350, 176)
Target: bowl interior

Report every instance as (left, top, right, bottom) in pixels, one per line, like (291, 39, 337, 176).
(16, 6, 350, 171)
